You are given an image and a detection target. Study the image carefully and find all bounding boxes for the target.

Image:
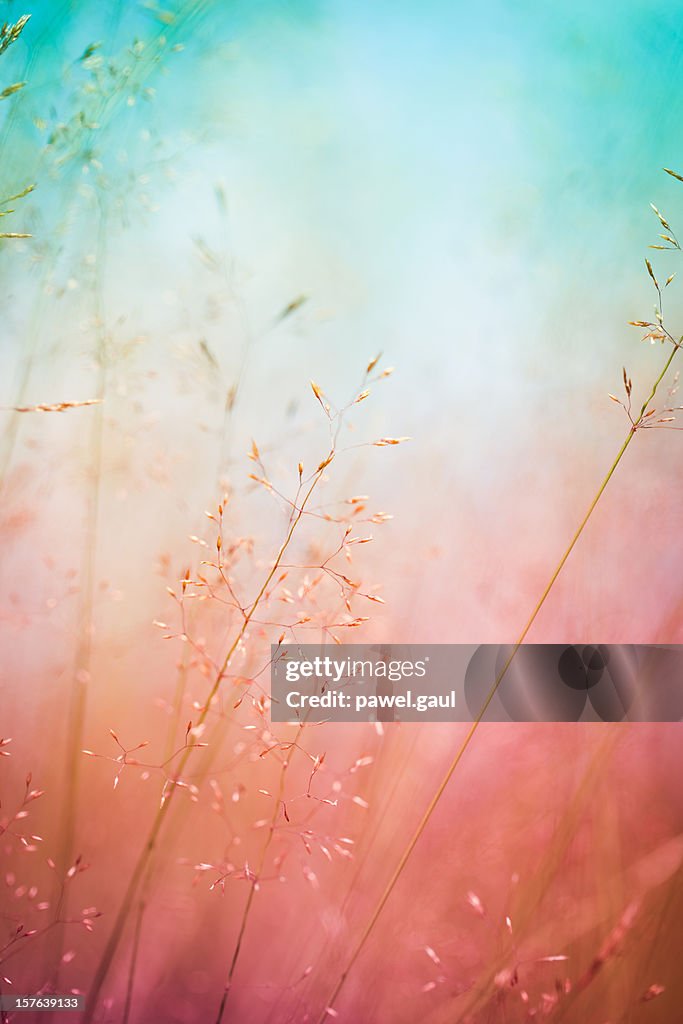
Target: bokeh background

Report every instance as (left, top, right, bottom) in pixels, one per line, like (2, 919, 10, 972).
(1, 2, 682, 1021)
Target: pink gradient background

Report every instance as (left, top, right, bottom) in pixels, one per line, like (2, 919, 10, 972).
(2, 2, 683, 1021)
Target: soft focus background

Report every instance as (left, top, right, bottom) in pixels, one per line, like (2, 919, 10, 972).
(1, 2, 682, 1021)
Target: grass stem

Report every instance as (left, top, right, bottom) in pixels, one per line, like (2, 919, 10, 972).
(315, 342, 680, 1023)
(84, 461, 331, 1021)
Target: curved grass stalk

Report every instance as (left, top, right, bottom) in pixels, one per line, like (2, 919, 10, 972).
(0, 0, 213, 491)
(214, 723, 301, 1024)
(418, 730, 622, 1024)
(83, 459, 332, 1022)
(122, 865, 153, 1024)
(214, 587, 358, 1023)
(264, 725, 418, 1024)
(315, 339, 681, 1024)
(0, 5, 71, 160)
(49, 207, 110, 986)
(111, 644, 288, 1014)
(53, 0, 216, 915)
(165, 614, 195, 760)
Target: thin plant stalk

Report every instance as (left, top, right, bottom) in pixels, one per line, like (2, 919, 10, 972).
(165, 619, 194, 761)
(83, 459, 332, 1022)
(122, 867, 152, 1024)
(48, 208, 109, 988)
(214, 585, 363, 1022)
(265, 726, 418, 1024)
(421, 730, 621, 1024)
(1, 1, 210, 490)
(315, 340, 680, 1024)
(0, 290, 48, 492)
(214, 722, 301, 1024)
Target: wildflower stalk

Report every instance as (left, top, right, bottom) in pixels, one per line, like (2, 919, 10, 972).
(84, 459, 332, 1022)
(165, 619, 194, 759)
(51, 208, 109, 968)
(0, 1, 210, 492)
(315, 339, 681, 1022)
(121, 866, 152, 1024)
(214, 723, 301, 1024)
(435, 731, 621, 1024)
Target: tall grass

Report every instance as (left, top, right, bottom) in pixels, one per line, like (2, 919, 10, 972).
(1, 8, 682, 1024)
(0, 16, 32, 243)
(80, 361, 400, 1020)
(312, 180, 683, 1022)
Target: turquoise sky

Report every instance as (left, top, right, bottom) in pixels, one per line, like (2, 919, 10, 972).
(3, 0, 683, 641)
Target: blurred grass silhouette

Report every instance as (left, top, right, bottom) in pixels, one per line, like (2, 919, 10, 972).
(0, 5, 682, 1024)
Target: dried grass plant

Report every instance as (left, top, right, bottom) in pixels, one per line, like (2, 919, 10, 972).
(0, 16, 32, 241)
(80, 360, 402, 1021)
(312, 173, 683, 1022)
(2, 8, 682, 1024)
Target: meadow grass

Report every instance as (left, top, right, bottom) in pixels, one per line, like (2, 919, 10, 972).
(314, 175, 683, 1023)
(1, 8, 682, 1023)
